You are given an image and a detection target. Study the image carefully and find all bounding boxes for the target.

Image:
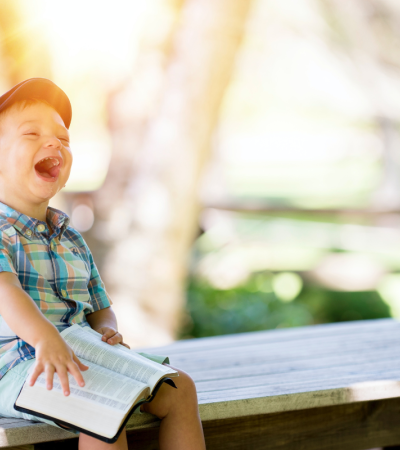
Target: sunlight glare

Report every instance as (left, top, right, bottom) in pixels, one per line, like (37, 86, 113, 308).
(38, 0, 151, 86)
(16, 0, 155, 191)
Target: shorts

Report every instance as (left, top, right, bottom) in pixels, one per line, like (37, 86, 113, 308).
(0, 352, 169, 434)
(0, 359, 74, 433)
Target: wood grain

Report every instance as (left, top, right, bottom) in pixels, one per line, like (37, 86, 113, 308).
(123, 398, 400, 450)
(138, 319, 399, 355)
(1, 319, 400, 449)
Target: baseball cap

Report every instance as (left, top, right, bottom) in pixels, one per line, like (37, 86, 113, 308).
(0, 78, 72, 129)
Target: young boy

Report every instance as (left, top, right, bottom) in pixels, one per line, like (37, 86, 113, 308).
(0, 78, 206, 450)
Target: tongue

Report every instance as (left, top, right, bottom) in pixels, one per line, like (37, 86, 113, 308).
(35, 159, 60, 178)
(48, 165, 60, 178)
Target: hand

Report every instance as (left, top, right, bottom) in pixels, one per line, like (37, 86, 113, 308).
(29, 334, 88, 396)
(97, 326, 130, 349)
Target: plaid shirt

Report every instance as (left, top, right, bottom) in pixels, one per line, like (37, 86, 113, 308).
(0, 201, 111, 379)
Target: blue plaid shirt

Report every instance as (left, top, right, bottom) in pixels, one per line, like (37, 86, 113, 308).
(0, 202, 112, 379)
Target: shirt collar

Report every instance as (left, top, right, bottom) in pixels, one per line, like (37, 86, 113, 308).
(0, 201, 70, 240)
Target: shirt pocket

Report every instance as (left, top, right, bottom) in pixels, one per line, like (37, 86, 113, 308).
(62, 246, 91, 302)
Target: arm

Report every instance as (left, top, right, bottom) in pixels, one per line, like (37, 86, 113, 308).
(0, 272, 88, 395)
(86, 306, 130, 348)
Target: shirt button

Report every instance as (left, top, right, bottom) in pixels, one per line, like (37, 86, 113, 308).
(37, 224, 45, 232)
(26, 230, 32, 236)
(61, 289, 67, 297)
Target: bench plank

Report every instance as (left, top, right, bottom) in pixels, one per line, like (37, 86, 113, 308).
(188, 347, 397, 381)
(125, 397, 400, 450)
(159, 319, 400, 421)
(146, 318, 398, 354)
(195, 358, 400, 390)
(0, 414, 159, 448)
(33, 399, 400, 450)
(158, 331, 397, 367)
(199, 398, 400, 450)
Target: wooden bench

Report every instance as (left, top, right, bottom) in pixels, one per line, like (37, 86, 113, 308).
(2, 318, 400, 449)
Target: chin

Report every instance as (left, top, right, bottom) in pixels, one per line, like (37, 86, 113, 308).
(32, 185, 60, 202)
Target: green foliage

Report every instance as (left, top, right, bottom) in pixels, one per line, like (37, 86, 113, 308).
(180, 274, 391, 339)
(296, 287, 390, 323)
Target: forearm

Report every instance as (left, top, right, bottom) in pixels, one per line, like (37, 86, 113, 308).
(0, 276, 59, 347)
(86, 306, 117, 331)
(0, 273, 87, 394)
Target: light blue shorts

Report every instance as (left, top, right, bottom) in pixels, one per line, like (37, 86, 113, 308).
(0, 359, 76, 433)
(0, 353, 169, 434)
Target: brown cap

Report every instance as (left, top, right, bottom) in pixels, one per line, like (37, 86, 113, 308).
(0, 78, 72, 128)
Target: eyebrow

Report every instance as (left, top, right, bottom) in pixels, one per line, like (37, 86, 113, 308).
(18, 120, 70, 137)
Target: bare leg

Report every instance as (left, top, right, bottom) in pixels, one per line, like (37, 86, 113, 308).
(79, 429, 128, 450)
(141, 364, 206, 450)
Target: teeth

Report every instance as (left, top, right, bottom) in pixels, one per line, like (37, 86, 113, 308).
(38, 157, 59, 165)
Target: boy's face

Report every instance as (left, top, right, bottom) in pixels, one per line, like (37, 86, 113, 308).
(0, 101, 72, 206)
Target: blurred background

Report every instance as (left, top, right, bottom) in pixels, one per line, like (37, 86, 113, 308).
(1, 0, 400, 348)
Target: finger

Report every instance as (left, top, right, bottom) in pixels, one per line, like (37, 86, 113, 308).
(107, 332, 123, 345)
(101, 328, 117, 341)
(45, 365, 55, 390)
(68, 361, 86, 388)
(56, 368, 70, 396)
(121, 342, 131, 349)
(73, 353, 89, 372)
(28, 363, 44, 386)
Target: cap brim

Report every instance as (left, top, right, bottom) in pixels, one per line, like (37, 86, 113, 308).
(0, 78, 72, 129)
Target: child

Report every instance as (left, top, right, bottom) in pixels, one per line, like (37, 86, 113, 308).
(0, 78, 206, 450)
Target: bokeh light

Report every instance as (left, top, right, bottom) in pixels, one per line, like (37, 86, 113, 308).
(272, 272, 303, 302)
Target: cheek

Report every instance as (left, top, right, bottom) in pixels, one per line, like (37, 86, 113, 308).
(15, 155, 33, 174)
(62, 152, 72, 177)
(64, 150, 73, 172)
(0, 152, 28, 177)
(7, 143, 36, 175)
(63, 166, 72, 182)
(67, 149, 73, 165)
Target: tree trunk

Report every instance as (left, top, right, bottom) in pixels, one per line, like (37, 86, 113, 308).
(93, 0, 253, 346)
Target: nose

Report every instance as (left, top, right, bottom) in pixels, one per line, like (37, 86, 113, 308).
(44, 136, 62, 150)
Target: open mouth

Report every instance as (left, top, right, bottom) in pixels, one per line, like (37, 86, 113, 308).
(34, 157, 62, 182)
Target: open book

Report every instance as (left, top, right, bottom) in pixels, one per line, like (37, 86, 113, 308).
(14, 324, 178, 443)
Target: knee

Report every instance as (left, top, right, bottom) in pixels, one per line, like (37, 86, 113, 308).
(142, 367, 198, 419)
(166, 368, 199, 417)
(173, 369, 197, 401)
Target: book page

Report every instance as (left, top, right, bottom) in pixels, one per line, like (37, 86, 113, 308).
(61, 325, 177, 390)
(16, 360, 150, 439)
(16, 377, 138, 439)
(31, 359, 148, 410)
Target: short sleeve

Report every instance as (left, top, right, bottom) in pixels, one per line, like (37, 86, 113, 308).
(84, 243, 112, 313)
(138, 352, 170, 365)
(0, 228, 17, 276)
